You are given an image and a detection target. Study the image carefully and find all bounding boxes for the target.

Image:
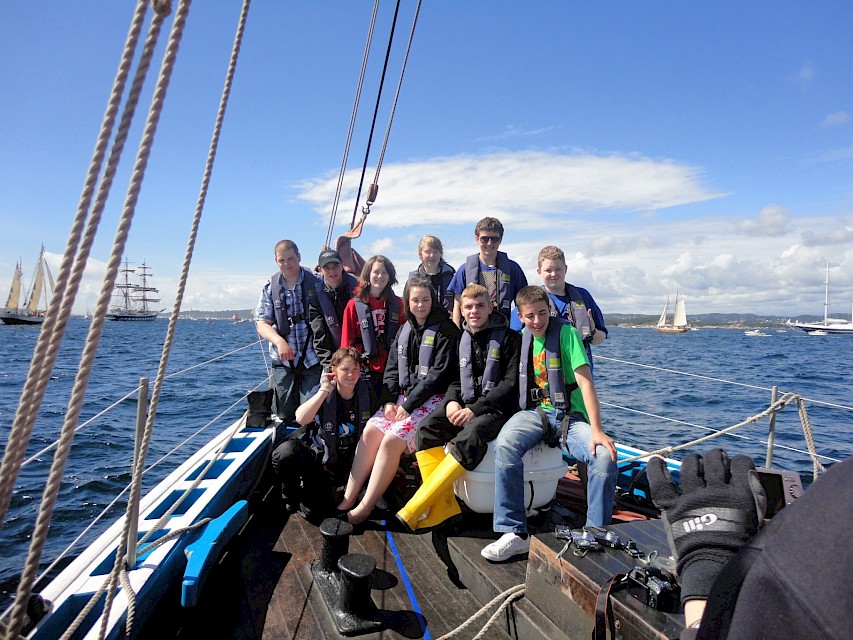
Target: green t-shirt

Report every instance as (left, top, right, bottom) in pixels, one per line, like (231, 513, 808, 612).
(530, 322, 590, 421)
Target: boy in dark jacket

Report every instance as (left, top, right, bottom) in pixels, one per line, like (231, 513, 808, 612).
(397, 283, 521, 530)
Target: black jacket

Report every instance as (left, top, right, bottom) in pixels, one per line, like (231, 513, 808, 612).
(381, 306, 461, 413)
(308, 273, 357, 369)
(444, 311, 521, 418)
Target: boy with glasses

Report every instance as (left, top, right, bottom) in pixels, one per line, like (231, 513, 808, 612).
(447, 217, 527, 328)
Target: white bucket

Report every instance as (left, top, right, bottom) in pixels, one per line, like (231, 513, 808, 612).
(454, 440, 568, 514)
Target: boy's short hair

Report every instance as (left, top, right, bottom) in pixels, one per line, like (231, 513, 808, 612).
(537, 245, 565, 266)
(418, 235, 444, 256)
(515, 285, 549, 310)
(474, 217, 504, 239)
(460, 283, 489, 302)
(274, 239, 299, 256)
(331, 346, 362, 369)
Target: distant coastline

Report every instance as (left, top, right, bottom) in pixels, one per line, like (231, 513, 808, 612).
(73, 309, 841, 329)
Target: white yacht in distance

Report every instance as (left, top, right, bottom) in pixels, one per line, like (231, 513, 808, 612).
(787, 263, 853, 335)
(655, 292, 689, 333)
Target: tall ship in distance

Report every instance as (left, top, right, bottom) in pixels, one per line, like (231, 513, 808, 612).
(107, 259, 163, 321)
(655, 291, 689, 333)
(1, 245, 53, 326)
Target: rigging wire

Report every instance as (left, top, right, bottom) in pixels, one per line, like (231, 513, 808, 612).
(350, 0, 402, 229)
(325, 0, 382, 249)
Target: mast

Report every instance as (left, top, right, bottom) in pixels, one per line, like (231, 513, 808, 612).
(115, 258, 136, 311)
(132, 262, 160, 314)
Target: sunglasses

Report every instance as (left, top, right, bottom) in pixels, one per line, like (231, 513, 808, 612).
(478, 235, 501, 244)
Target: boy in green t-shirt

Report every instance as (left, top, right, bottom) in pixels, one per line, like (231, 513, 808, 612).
(481, 286, 618, 563)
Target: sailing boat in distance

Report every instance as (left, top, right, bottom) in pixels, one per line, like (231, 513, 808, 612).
(107, 259, 163, 321)
(655, 292, 690, 333)
(1, 245, 53, 326)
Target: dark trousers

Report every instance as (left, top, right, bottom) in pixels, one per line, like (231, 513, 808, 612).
(271, 439, 346, 514)
(271, 362, 322, 424)
(416, 401, 507, 470)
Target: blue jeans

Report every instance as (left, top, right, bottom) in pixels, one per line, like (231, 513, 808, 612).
(272, 362, 321, 427)
(493, 406, 617, 532)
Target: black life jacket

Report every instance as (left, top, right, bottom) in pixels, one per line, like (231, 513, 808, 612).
(464, 252, 513, 314)
(518, 319, 577, 411)
(354, 294, 400, 360)
(459, 326, 506, 404)
(545, 283, 594, 341)
(408, 262, 455, 314)
(317, 380, 372, 465)
(315, 272, 357, 348)
(270, 267, 317, 339)
(395, 321, 439, 392)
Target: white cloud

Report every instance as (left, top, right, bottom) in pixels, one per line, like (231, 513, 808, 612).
(734, 205, 792, 237)
(821, 111, 849, 127)
(296, 150, 725, 232)
(789, 62, 815, 88)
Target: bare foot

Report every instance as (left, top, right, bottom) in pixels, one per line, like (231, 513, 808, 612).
(347, 503, 371, 525)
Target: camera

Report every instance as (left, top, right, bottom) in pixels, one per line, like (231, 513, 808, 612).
(570, 528, 602, 551)
(626, 566, 680, 613)
(594, 529, 621, 549)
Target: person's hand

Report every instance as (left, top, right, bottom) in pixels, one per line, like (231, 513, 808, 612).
(394, 406, 411, 422)
(444, 401, 463, 420)
(319, 371, 335, 394)
(383, 403, 397, 420)
(449, 407, 474, 427)
(277, 339, 294, 361)
(590, 428, 617, 461)
(647, 448, 766, 603)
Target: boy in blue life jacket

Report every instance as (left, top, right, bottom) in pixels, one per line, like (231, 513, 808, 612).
(481, 286, 618, 563)
(509, 245, 607, 369)
(396, 283, 522, 531)
(447, 217, 527, 328)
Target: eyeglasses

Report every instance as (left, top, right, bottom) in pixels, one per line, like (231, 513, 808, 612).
(478, 235, 501, 244)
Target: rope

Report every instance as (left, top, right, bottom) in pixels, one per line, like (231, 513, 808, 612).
(371, 0, 421, 186)
(436, 584, 525, 640)
(617, 392, 827, 478)
(325, 0, 381, 248)
(1, 5, 161, 639)
(796, 398, 826, 480)
(350, 0, 402, 228)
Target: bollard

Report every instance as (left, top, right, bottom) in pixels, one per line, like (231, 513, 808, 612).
(337, 554, 376, 617)
(317, 517, 354, 576)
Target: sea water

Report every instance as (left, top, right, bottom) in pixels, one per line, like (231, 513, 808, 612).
(0, 319, 851, 608)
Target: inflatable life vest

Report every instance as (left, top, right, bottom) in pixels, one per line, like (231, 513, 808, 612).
(270, 267, 318, 339)
(315, 272, 357, 348)
(545, 284, 593, 341)
(464, 252, 513, 314)
(317, 380, 372, 465)
(518, 320, 577, 411)
(354, 294, 400, 360)
(459, 327, 506, 404)
(395, 322, 439, 391)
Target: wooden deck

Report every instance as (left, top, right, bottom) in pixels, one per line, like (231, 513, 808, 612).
(136, 469, 684, 640)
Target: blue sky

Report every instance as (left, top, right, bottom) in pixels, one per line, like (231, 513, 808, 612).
(1, 1, 852, 317)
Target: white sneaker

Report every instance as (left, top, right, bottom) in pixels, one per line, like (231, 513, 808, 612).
(481, 533, 530, 562)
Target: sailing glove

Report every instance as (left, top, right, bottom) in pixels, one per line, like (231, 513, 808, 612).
(647, 448, 766, 602)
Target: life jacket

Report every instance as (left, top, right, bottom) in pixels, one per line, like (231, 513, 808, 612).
(395, 321, 439, 392)
(459, 326, 506, 404)
(518, 319, 577, 411)
(354, 294, 400, 360)
(315, 272, 357, 348)
(464, 252, 513, 314)
(270, 267, 317, 339)
(545, 284, 594, 341)
(409, 262, 455, 314)
(317, 380, 372, 465)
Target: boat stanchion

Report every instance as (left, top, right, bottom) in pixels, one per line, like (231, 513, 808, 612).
(310, 518, 384, 636)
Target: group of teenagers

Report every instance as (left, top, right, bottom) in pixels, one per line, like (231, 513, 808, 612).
(255, 216, 618, 562)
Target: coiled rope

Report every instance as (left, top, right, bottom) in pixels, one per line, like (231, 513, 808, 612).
(436, 584, 526, 640)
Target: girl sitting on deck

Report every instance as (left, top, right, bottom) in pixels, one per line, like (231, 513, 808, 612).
(270, 347, 378, 520)
(341, 255, 405, 398)
(338, 274, 461, 524)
